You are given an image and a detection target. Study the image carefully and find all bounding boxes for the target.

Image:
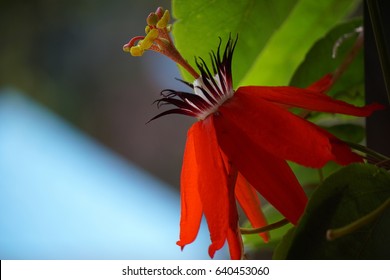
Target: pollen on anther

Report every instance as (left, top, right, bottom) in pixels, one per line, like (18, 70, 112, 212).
(140, 29, 159, 49)
(130, 46, 144, 56)
(156, 10, 170, 29)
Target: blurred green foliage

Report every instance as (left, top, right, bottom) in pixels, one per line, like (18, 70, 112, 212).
(172, 0, 360, 86)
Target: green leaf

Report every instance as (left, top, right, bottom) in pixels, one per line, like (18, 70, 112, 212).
(323, 123, 365, 143)
(240, 0, 360, 86)
(171, 0, 299, 83)
(272, 227, 295, 260)
(172, 0, 358, 87)
(274, 163, 390, 259)
(290, 161, 343, 188)
(290, 18, 364, 100)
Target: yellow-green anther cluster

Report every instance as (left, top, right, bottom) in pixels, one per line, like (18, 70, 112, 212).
(123, 6, 200, 79)
(129, 26, 159, 56)
(124, 7, 173, 57)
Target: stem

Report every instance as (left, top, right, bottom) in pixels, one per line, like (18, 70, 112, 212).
(152, 41, 200, 80)
(347, 141, 390, 162)
(167, 45, 199, 79)
(376, 158, 390, 168)
(177, 57, 200, 80)
(332, 28, 363, 85)
(326, 198, 390, 241)
(240, 218, 289, 235)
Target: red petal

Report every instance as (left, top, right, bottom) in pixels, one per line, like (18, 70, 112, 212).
(213, 114, 307, 224)
(238, 85, 384, 116)
(226, 225, 243, 260)
(219, 150, 243, 260)
(176, 124, 203, 249)
(235, 173, 269, 242)
(191, 118, 238, 258)
(219, 90, 361, 168)
(308, 120, 363, 165)
(307, 73, 334, 92)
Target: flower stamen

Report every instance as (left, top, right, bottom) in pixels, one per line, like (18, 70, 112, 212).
(123, 7, 199, 79)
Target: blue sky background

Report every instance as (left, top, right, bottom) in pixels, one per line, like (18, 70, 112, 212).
(0, 90, 228, 259)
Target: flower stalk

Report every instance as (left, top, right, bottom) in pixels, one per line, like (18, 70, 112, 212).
(326, 198, 390, 241)
(332, 26, 364, 85)
(240, 218, 289, 235)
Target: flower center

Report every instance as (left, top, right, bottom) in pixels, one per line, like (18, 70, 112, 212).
(191, 72, 235, 120)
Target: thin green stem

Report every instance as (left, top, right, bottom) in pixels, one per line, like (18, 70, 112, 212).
(347, 141, 390, 162)
(332, 28, 363, 85)
(326, 198, 390, 241)
(240, 218, 289, 235)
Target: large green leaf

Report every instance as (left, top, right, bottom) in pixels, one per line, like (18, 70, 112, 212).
(289, 161, 340, 189)
(290, 19, 364, 101)
(240, 0, 360, 86)
(274, 164, 390, 259)
(323, 123, 365, 143)
(171, 0, 299, 83)
(172, 0, 359, 86)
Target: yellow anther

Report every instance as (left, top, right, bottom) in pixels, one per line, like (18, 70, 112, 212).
(123, 7, 199, 79)
(130, 46, 144, 56)
(156, 10, 170, 29)
(145, 25, 151, 34)
(140, 28, 159, 49)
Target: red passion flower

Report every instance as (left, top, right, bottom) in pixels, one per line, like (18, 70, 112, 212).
(123, 7, 383, 259)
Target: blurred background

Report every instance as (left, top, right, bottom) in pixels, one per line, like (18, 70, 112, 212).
(0, 0, 222, 259)
(0, 0, 193, 186)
